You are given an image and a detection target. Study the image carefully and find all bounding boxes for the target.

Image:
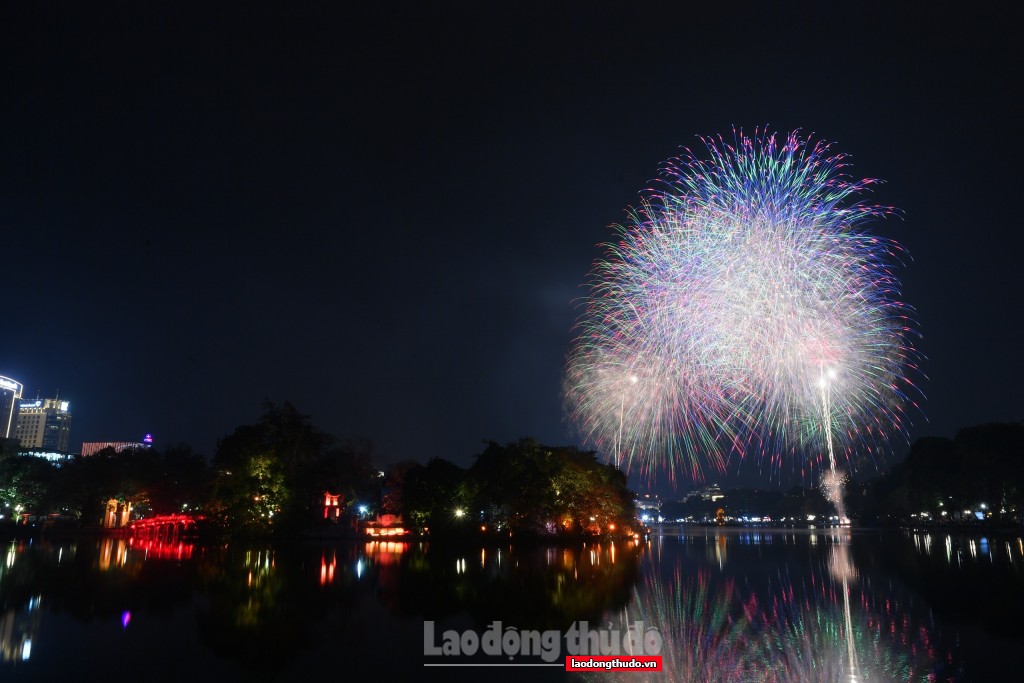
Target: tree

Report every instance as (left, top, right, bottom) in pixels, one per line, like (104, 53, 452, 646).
(380, 460, 418, 516)
(402, 458, 473, 534)
(306, 437, 380, 517)
(0, 448, 56, 517)
(210, 401, 334, 532)
(148, 444, 210, 514)
(468, 438, 637, 537)
(47, 446, 162, 524)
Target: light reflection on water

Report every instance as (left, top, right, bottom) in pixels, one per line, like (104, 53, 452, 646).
(589, 529, 962, 682)
(908, 529, 1024, 571)
(0, 530, 1022, 680)
(589, 528, 1024, 681)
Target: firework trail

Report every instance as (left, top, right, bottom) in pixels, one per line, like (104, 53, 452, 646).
(564, 129, 921, 484)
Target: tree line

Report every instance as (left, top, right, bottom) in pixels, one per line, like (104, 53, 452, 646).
(0, 402, 380, 533)
(10, 401, 1009, 533)
(848, 421, 1024, 525)
(401, 438, 637, 539)
(657, 421, 1024, 527)
(0, 401, 637, 537)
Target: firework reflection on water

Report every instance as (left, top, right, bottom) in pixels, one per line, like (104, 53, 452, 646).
(583, 532, 956, 682)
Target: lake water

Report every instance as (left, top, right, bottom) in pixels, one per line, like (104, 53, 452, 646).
(1, 528, 1021, 681)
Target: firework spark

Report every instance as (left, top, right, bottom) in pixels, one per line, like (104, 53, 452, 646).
(564, 129, 921, 481)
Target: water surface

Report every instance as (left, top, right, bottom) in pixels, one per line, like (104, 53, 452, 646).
(1, 528, 1020, 681)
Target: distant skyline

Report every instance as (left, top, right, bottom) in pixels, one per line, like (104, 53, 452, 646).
(2, 4, 1021, 495)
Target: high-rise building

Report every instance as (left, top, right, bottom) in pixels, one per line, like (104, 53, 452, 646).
(14, 398, 72, 451)
(0, 376, 24, 439)
(81, 434, 153, 457)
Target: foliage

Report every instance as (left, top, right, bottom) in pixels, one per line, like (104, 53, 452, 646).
(6, 405, 1021, 536)
(212, 402, 328, 531)
(307, 437, 380, 513)
(149, 444, 209, 514)
(210, 402, 381, 532)
(849, 422, 1024, 525)
(402, 438, 637, 538)
(47, 446, 163, 522)
(380, 460, 418, 516)
(402, 458, 474, 534)
(471, 439, 636, 536)
(0, 441, 56, 516)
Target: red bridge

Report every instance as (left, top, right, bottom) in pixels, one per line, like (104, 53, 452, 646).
(126, 514, 204, 540)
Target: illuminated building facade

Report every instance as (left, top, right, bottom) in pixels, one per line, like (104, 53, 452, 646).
(16, 449, 74, 466)
(0, 376, 24, 439)
(103, 499, 133, 528)
(323, 492, 343, 520)
(14, 398, 72, 451)
(364, 514, 408, 537)
(683, 484, 724, 503)
(635, 493, 662, 522)
(81, 434, 153, 457)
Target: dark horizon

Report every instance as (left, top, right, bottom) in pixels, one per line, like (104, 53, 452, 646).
(2, 4, 1021, 497)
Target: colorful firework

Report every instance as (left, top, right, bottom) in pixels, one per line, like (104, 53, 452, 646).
(564, 129, 921, 481)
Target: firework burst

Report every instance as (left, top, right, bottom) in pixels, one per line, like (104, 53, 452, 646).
(564, 130, 921, 481)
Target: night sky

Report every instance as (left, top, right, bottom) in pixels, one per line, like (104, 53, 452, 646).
(2, 4, 1021, 494)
